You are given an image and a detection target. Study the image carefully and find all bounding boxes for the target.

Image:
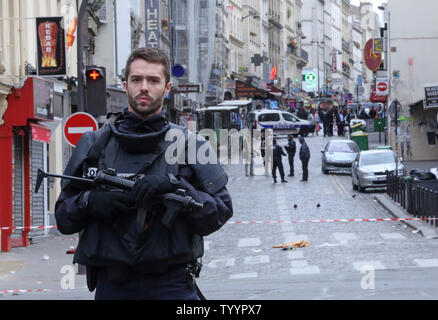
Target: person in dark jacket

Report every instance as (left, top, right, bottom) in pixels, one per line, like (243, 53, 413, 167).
(327, 107, 334, 136)
(369, 106, 377, 119)
(334, 108, 345, 136)
(296, 107, 308, 120)
(54, 47, 233, 300)
(320, 107, 329, 137)
(272, 139, 287, 183)
(358, 106, 368, 119)
(298, 136, 310, 181)
(284, 134, 296, 177)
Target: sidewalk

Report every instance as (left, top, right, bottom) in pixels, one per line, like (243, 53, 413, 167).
(374, 193, 438, 239)
(366, 132, 438, 238)
(0, 233, 90, 298)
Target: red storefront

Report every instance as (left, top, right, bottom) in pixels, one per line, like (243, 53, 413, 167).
(0, 77, 53, 252)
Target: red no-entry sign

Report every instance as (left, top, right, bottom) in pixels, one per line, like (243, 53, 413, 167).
(376, 79, 389, 96)
(63, 112, 98, 147)
(377, 82, 387, 91)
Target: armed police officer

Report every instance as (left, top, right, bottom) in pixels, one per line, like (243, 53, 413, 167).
(55, 47, 233, 300)
(284, 134, 296, 177)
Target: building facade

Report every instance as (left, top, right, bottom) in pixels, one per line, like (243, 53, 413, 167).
(0, 0, 77, 251)
(385, 0, 438, 161)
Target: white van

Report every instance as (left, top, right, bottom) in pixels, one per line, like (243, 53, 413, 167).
(248, 109, 315, 137)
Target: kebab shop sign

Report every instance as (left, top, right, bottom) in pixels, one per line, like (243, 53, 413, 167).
(36, 16, 66, 76)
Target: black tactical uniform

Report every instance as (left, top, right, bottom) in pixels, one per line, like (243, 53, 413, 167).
(272, 140, 287, 183)
(299, 136, 310, 181)
(284, 135, 296, 176)
(55, 109, 233, 300)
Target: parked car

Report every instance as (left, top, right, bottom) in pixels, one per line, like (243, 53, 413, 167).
(248, 109, 314, 137)
(351, 149, 405, 192)
(321, 140, 360, 174)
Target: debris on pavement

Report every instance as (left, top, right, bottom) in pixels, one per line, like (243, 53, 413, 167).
(273, 240, 310, 249)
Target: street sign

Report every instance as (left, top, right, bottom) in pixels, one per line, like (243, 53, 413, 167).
(172, 84, 201, 93)
(373, 38, 385, 53)
(251, 54, 264, 67)
(424, 83, 438, 109)
(364, 39, 382, 72)
(270, 66, 277, 80)
(304, 71, 317, 85)
(389, 100, 402, 119)
(172, 64, 185, 77)
(63, 112, 98, 147)
(376, 78, 388, 96)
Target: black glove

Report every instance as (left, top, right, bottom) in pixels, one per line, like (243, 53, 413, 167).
(86, 190, 134, 220)
(133, 175, 179, 208)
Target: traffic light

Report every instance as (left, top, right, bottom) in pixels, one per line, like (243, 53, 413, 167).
(85, 65, 107, 117)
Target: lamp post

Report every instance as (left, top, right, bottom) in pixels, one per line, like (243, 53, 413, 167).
(378, 4, 391, 149)
(77, 0, 89, 112)
(241, 11, 260, 21)
(311, 40, 325, 98)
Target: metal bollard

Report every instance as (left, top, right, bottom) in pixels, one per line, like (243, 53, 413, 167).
(406, 180, 412, 213)
(420, 186, 426, 218)
(396, 177, 401, 204)
(401, 179, 406, 209)
(425, 188, 431, 225)
(412, 184, 418, 217)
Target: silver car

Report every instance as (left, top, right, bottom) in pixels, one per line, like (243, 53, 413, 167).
(321, 140, 360, 174)
(351, 149, 405, 192)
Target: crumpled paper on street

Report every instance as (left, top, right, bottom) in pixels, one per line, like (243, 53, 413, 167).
(273, 240, 310, 249)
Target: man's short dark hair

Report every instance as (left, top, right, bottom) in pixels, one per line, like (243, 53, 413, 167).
(124, 47, 171, 84)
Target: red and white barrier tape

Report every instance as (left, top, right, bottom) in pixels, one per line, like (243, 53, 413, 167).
(1, 288, 53, 295)
(226, 217, 438, 224)
(1, 217, 436, 231)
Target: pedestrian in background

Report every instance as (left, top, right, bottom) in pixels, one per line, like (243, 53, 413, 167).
(260, 130, 265, 165)
(345, 108, 354, 135)
(320, 107, 329, 137)
(369, 106, 377, 119)
(314, 111, 320, 136)
(297, 107, 308, 120)
(308, 111, 318, 136)
(327, 107, 334, 137)
(335, 109, 345, 136)
(299, 136, 310, 182)
(272, 139, 287, 183)
(284, 134, 296, 177)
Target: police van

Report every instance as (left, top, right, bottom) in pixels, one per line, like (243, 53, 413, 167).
(248, 109, 315, 137)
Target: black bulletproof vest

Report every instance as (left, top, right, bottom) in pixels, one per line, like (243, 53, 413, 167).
(74, 123, 204, 273)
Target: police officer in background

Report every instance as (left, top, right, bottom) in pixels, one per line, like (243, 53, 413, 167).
(272, 139, 288, 183)
(284, 134, 296, 177)
(55, 47, 233, 300)
(298, 136, 310, 181)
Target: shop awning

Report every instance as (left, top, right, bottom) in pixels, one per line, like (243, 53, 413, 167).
(219, 99, 252, 106)
(235, 80, 275, 99)
(197, 106, 239, 112)
(30, 122, 51, 143)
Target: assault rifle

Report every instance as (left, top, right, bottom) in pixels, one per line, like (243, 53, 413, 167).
(35, 168, 203, 229)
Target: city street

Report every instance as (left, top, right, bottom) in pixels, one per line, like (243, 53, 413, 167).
(1, 133, 438, 300)
(198, 134, 438, 299)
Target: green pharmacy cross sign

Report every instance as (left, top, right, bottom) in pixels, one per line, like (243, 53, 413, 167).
(304, 71, 317, 85)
